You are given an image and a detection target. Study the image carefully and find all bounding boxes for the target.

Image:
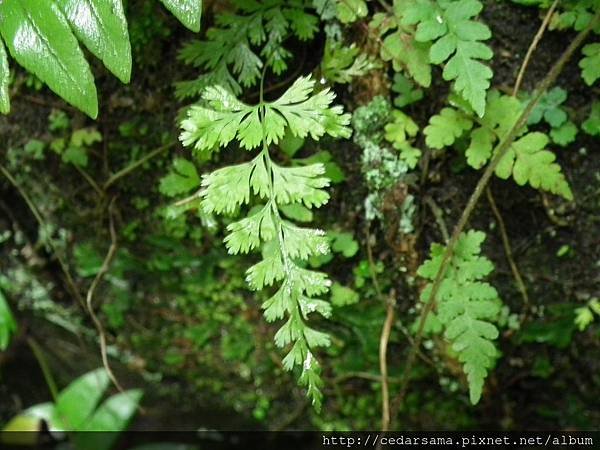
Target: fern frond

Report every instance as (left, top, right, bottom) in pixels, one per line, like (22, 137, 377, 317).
(179, 74, 350, 409)
(401, 0, 494, 116)
(418, 230, 502, 404)
(176, 0, 319, 98)
(426, 91, 573, 200)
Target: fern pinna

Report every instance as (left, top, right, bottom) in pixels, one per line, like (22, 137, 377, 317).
(179, 76, 351, 408)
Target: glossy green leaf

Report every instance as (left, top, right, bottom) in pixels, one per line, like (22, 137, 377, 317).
(55, 368, 109, 430)
(75, 390, 142, 450)
(0, 0, 98, 117)
(157, 0, 202, 32)
(0, 38, 9, 114)
(1, 415, 41, 445)
(583, 101, 600, 136)
(56, 0, 132, 83)
(0, 289, 17, 351)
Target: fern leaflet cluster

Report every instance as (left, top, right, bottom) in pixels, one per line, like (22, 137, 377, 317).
(424, 91, 573, 200)
(402, 0, 493, 116)
(176, 0, 318, 99)
(418, 230, 502, 404)
(373, 0, 493, 117)
(179, 76, 351, 408)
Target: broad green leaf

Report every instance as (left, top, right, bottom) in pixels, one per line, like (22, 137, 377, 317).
(321, 40, 379, 84)
(580, 42, 600, 86)
(0, 289, 16, 351)
(337, 0, 367, 23)
(0, 38, 9, 114)
(528, 87, 568, 128)
(2, 415, 42, 440)
(157, 0, 202, 32)
(391, 73, 424, 107)
(0, 0, 98, 118)
(331, 283, 359, 307)
(550, 121, 578, 147)
(583, 102, 600, 136)
(56, 0, 132, 83)
(280, 203, 313, 222)
(466, 127, 494, 169)
(496, 132, 573, 200)
(159, 158, 201, 197)
(380, 30, 432, 87)
(574, 306, 594, 331)
(75, 390, 143, 450)
(55, 368, 109, 430)
(331, 232, 359, 258)
(424, 107, 473, 149)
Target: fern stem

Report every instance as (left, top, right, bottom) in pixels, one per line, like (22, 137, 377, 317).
(379, 297, 395, 432)
(103, 141, 175, 191)
(486, 186, 530, 318)
(393, 10, 600, 420)
(512, 0, 560, 97)
(85, 197, 127, 395)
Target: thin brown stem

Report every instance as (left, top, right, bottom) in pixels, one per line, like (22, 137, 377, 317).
(486, 186, 530, 317)
(103, 142, 175, 191)
(393, 12, 599, 415)
(512, 0, 560, 96)
(424, 195, 449, 243)
(379, 295, 395, 431)
(74, 165, 103, 197)
(85, 198, 125, 393)
(0, 163, 87, 311)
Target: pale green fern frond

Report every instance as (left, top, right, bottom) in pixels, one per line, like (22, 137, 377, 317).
(179, 74, 351, 409)
(418, 230, 502, 404)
